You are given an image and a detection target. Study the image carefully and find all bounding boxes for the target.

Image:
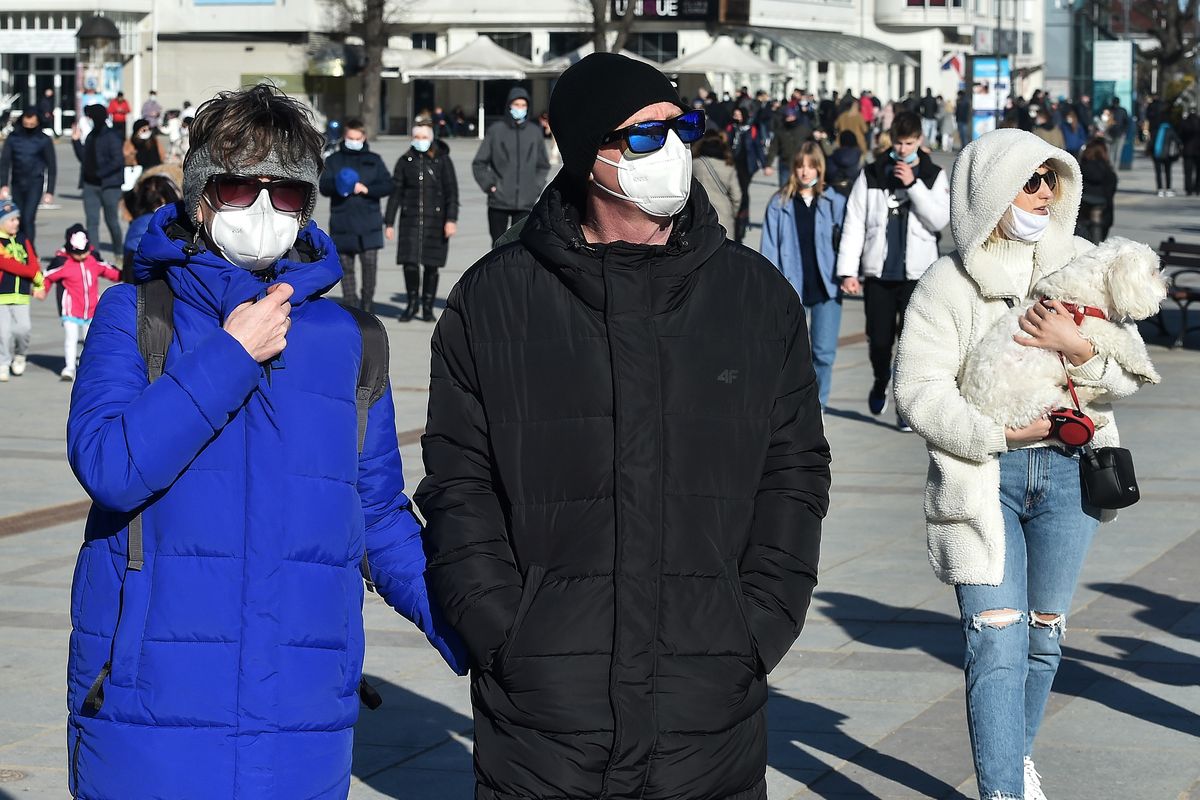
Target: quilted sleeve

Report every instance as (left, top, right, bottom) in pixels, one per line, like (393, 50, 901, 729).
(357, 383, 468, 675)
(415, 286, 523, 672)
(739, 298, 831, 674)
(66, 285, 262, 512)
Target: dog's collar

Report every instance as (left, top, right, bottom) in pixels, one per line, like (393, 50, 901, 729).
(1046, 299, 1107, 326)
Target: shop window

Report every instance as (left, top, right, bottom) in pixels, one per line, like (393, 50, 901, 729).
(625, 33, 678, 63)
(479, 32, 533, 60)
(547, 31, 589, 59)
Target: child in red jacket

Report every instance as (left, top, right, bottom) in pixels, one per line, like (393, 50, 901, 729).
(37, 224, 121, 380)
(0, 199, 42, 382)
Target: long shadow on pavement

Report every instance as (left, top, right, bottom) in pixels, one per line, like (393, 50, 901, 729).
(769, 693, 968, 799)
(818, 593, 1200, 743)
(1086, 582, 1200, 641)
(351, 674, 473, 799)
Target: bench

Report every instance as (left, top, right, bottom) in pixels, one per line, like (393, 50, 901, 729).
(1156, 238, 1200, 348)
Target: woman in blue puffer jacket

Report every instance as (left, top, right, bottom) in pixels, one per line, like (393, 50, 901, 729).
(64, 84, 464, 800)
(760, 141, 848, 411)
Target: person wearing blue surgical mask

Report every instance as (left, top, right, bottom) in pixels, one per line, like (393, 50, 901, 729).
(836, 110, 950, 429)
(317, 117, 393, 313)
(385, 122, 459, 321)
(471, 85, 550, 245)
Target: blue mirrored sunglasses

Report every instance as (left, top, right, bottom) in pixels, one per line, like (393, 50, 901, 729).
(600, 109, 706, 154)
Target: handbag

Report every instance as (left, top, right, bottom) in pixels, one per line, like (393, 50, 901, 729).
(1058, 352, 1141, 510)
(1080, 445, 1140, 509)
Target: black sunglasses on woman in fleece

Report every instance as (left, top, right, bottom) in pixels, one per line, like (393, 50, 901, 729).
(1022, 170, 1058, 194)
(600, 109, 707, 155)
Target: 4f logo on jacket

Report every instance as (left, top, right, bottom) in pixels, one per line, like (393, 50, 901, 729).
(716, 369, 739, 384)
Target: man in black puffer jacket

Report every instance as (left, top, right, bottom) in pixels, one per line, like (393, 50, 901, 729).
(417, 53, 831, 800)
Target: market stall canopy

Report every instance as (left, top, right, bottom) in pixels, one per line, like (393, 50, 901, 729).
(661, 35, 785, 76)
(541, 43, 659, 72)
(383, 47, 437, 73)
(402, 35, 537, 81)
(731, 27, 918, 68)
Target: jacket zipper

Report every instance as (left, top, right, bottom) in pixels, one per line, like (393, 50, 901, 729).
(416, 158, 425, 266)
(514, 123, 522, 210)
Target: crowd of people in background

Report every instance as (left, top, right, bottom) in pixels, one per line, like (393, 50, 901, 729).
(1, 80, 1197, 394)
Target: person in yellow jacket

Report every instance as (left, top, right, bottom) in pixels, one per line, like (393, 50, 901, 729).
(0, 199, 43, 382)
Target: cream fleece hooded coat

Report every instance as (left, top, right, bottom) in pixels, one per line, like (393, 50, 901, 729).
(895, 129, 1151, 586)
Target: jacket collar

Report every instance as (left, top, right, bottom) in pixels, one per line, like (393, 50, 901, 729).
(133, 202, 343, 320)
(518, 173, 726, 314)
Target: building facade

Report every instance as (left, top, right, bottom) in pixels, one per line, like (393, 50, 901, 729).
(0, 0, 1046, 136)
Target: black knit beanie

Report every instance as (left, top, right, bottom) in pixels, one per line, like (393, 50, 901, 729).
(549, 52, 680, 180)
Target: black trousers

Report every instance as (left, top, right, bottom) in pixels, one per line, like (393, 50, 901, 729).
(11, 180, 43, 249)
(1153, 158, 1174, 190)
(1183, 155, 1199, 195)
(863, 278, 917, 387)
(338, 249, 379, 309)
(402, 263, 440, 302)
(488, 208, 529, 246)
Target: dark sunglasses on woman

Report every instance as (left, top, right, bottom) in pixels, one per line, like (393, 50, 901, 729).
(600, 109, 706, 155)
(206, 175, 311, 214)
(1022, 171, 1058, 194)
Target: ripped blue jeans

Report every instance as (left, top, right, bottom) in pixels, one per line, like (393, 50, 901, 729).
(955, 447, 1101, 799)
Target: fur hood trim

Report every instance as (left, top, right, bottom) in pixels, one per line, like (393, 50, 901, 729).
(950, 129, 1082, 293)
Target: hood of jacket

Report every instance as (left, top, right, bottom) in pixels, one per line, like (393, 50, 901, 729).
(518, 173, 726, 314)
(133, 202, 343, 320)
(950, 128, 1082, 291)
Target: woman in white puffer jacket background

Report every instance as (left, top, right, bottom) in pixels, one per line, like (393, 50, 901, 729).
(895, 128, 1156, 800)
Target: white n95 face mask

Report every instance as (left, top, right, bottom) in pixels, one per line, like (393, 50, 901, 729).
(204, 189, 300, 272)
(593, 130, 692, 219)
(998, 203, 1051, 243)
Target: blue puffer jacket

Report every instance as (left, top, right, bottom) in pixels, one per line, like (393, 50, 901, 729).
(65, 203, 465, 800)
(760, 186, 847, 301)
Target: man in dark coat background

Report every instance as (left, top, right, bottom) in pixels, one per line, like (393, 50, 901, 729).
(318, 117, 392, 313)
(0, 107, 57, 247)
(417, 53, 832, 800)
(72, 104, 125, 258)
(384, 121, 459, 322)
(471, 86, 550, 245)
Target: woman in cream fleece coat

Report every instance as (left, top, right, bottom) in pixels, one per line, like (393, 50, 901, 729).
(895, 129, 1154, 800)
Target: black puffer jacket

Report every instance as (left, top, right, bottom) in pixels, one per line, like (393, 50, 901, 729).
(383, 141, 459, 267)
(416, 175, 831, 800)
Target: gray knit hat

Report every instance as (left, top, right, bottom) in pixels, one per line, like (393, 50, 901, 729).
(182, 142, 320, 228)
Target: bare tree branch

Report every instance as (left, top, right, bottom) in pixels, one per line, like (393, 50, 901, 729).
(587, 0, 638, 53)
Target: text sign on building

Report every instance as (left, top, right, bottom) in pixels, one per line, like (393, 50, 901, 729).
(0, 29, 78, 54)
(611, 0, 714, 20)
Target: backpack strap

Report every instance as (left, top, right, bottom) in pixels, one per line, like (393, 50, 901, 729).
(128, 279, 174, 572)
(337, 303, 391, 594)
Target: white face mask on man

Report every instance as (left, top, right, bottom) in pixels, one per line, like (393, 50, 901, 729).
(998, 202, 1052, 243)
(593, 129, 692, 219)
(203, 189, 300, 271)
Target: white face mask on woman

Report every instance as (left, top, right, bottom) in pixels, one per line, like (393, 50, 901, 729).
(593, 129, 692, 218)
(998, 203, 1051, 243)
(203, 189, 300, 271)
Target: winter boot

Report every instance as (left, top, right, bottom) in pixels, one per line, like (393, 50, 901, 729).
(399, 264, 421, 322)
(421, 267, 440, 322)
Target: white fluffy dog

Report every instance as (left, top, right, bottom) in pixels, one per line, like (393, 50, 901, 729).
(960, 237, 1164, 428)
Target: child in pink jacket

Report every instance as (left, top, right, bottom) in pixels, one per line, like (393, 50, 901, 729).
(36, 224, 121, 380)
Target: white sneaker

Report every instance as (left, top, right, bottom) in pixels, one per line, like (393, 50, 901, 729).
(10, 354, 26, 376)
(1165, 189, 1177, 198)
(0, 365, 8, 382)
(60, 367, 75, 382)
(1024, 756, 1048, 800)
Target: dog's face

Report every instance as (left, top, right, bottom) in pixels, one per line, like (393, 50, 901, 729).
(1104, 241, 1168, 321)
(1034, 239, 1166, 321)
